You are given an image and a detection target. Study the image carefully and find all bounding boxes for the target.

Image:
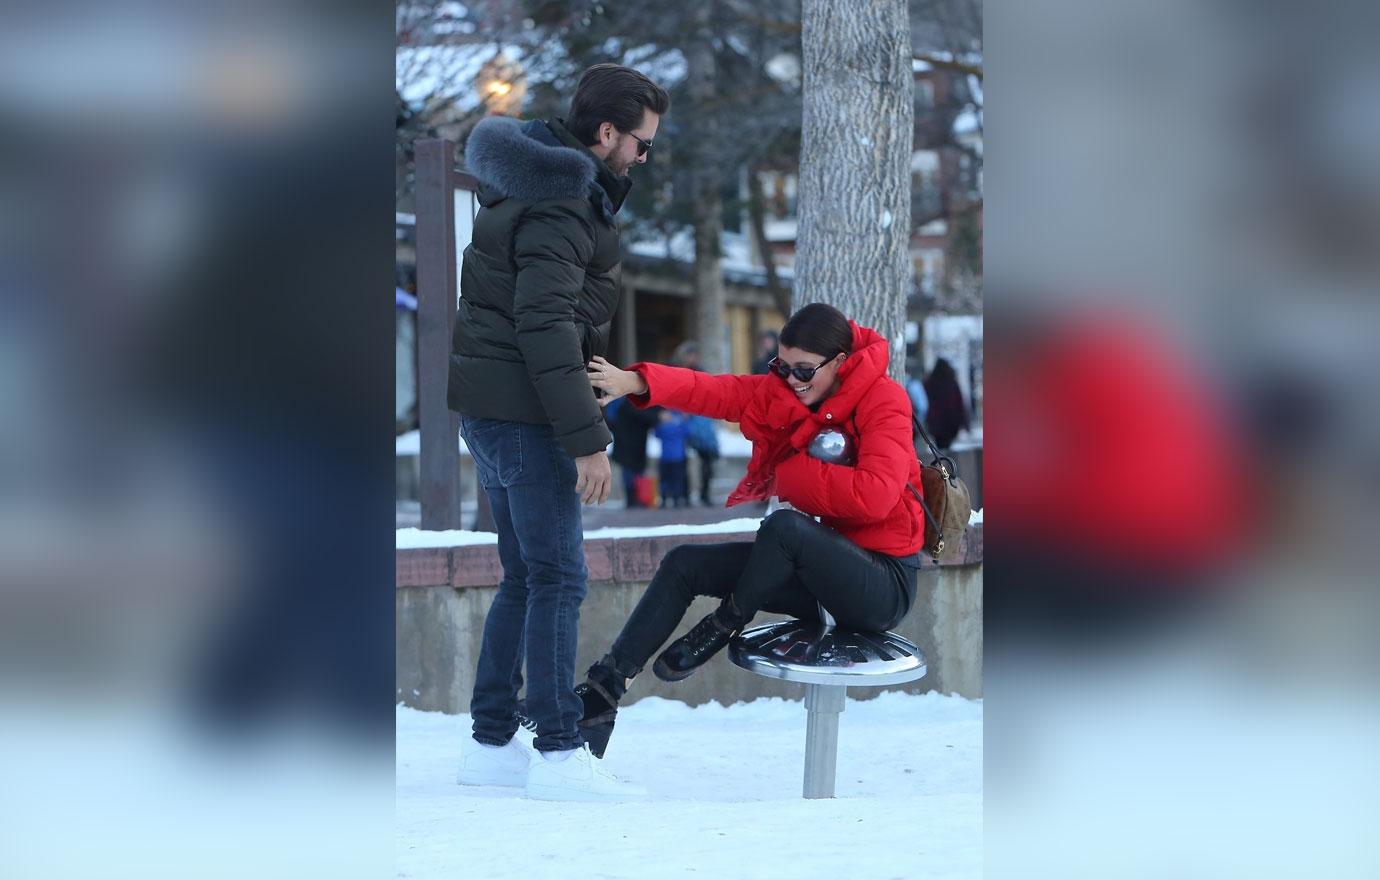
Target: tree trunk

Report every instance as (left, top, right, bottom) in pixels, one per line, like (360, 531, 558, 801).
(688, 3, 728, 374)
(795, 0, 913, 383)
(747, 164, 792, 318)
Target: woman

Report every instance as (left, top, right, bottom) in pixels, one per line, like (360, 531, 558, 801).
(923, 357, 970, 449)
(578, 303, 926, 757)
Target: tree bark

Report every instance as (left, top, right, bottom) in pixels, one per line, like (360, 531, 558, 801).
(747, 164, 792, 318)
(795, 0, 914, 384)
(688, 2, 728, 374)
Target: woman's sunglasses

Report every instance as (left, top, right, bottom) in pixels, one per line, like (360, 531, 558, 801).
(768, 355, 835, 383)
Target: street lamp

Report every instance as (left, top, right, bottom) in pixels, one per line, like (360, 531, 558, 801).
(475, 53, 525, 117)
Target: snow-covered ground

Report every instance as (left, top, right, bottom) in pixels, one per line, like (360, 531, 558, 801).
(396, 692, 983, 879)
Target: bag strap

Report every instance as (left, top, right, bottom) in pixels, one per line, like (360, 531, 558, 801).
(911, 411, 959, 483)
(907, 410, 957, 559)
(912, 409, 943, 462)
(907, 483, 943, 537)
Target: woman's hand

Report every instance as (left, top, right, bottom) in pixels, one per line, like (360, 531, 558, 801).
(587, 355, 648, 406)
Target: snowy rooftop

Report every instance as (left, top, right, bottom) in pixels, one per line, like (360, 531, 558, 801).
(396, 690, 983, 878)
(625, 228, 794, 287)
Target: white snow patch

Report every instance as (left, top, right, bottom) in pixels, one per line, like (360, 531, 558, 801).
(880, 209, 894, 229)
(395, 430, 468, 456)
(396, 691, 982, 879)
(396, 517, 765, 549)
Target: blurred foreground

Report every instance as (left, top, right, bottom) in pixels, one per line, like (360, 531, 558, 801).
(987, 0, 1380, 875)
(1, 5, 392, 878)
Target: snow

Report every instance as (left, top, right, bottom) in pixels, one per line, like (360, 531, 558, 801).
(396, 517, 765, 549)
(620, 45, 688, 88)
(764, 53, 800, 86)
(762, 216, 797, 242)
(626, 227, 795, 281)
(395, 431, 467, 456)
(399, 509, 978, 549)
(713, 426, 752, 457)
(954, 107, 982, 135)
(396, 691, 983, 879)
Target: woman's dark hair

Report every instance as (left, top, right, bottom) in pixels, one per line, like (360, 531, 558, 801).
(779, 302, 853, 359)
(567, 64, 671, 146)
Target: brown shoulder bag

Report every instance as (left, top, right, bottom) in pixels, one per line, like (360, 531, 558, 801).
(906, 412, 973, 562)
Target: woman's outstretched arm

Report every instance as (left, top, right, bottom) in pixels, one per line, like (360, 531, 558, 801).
(587, 356, 765, 424)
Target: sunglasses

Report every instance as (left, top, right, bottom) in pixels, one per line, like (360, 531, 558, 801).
(628, 132, 653, 157)
(768, 355, 836, 383)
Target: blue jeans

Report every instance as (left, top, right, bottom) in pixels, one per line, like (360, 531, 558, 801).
(459, 416, 587, 752)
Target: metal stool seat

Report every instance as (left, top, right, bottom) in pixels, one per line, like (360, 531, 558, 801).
(728, 609, 926, 798)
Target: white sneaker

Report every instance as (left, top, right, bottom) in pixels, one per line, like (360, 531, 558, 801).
(525, 745, 647, 802)
(456, 736, 531, 787)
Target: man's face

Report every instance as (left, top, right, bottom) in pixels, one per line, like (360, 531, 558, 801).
(598, 109, 659, 176)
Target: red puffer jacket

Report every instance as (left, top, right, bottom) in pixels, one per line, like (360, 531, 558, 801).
(627, 322, 924, 557)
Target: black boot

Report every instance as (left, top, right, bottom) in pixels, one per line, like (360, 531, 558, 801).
(576, 657, 629, 759)
(653, 597, 750, 683)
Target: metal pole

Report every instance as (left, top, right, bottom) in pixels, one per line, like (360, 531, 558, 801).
(802, 683, 847, 798)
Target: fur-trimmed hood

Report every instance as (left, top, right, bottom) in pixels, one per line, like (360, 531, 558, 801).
(464, 116, 596, 201)
(463, 117, 631, 221)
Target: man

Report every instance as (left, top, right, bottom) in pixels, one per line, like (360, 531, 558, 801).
(448, 64, 669, 801)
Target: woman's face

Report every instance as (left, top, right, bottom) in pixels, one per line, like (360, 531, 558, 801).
(773, 344, 846, 408)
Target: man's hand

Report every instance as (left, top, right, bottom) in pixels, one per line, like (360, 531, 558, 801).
(587, 356, 649, 407)
(574, 451, 612, 504)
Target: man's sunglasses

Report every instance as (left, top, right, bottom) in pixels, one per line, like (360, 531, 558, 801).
(628, 132, 653, 157)
(768, 355, 835, 383)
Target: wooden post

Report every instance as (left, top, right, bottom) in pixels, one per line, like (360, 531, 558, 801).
(414, 139, 464, 530)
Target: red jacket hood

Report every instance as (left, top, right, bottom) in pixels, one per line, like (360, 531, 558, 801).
(765, 321, 892, 450)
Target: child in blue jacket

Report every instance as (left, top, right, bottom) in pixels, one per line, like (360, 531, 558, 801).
(654, 411, 692, 508)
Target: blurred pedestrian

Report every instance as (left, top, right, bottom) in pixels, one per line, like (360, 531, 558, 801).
(686, 414, 720, 505)
(751, 329, 779, 375)
(671, 340, 719, 505)
(923, 357, 970, 449)
(654, 410, 692, 507)
(607, 395, 659, 507)
(904, 358, 929, 427)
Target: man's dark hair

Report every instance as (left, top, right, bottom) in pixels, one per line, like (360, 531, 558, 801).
(566, 64, 671, 146)
(779, 303, 854, 359)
